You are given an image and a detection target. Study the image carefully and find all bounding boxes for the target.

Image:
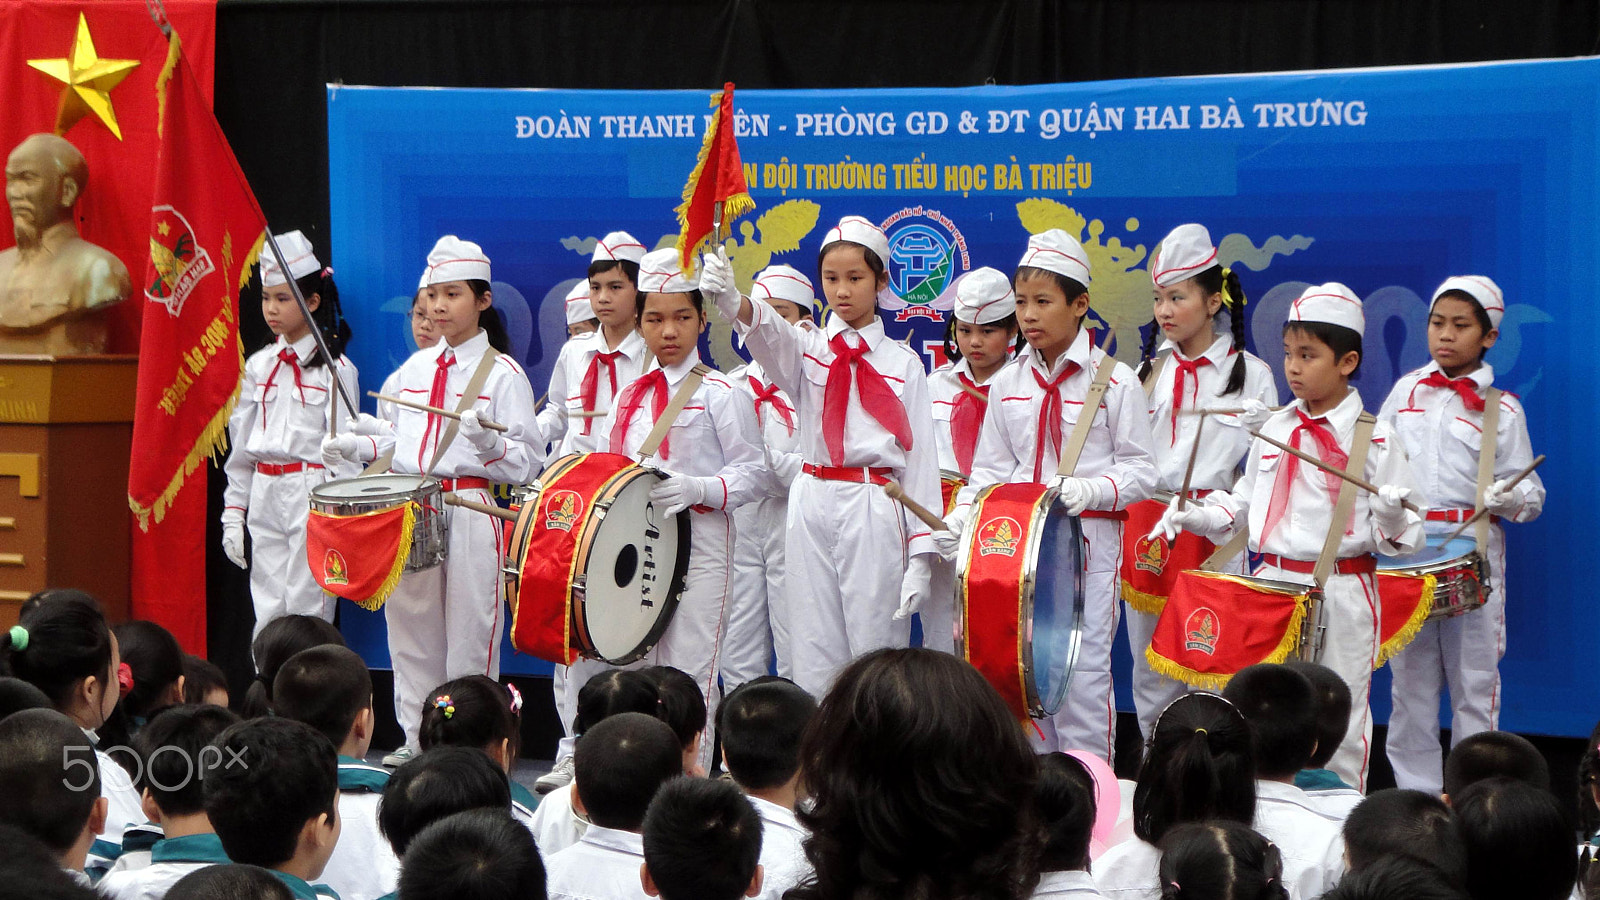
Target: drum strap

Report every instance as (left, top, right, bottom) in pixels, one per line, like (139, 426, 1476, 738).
(1311, 412, 1376, 587)
(1056, 354, 1116, 478)
(1200, 525, 1250, 572)
(1141, 351, 1168, 399)
(1475, 388, 1501, 555)
(636, 364, 710, 460)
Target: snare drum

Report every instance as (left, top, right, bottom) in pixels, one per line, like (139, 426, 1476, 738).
(939, 470, 966, 517)
(507, 452, 690, 666)
(954, 482, 1085, 720)
(306, 475, 448, 609)
(1148, 570, 1321, 690)
(1374, 536, 1487, 664)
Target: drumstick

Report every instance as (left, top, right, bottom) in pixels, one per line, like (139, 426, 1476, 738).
(1179, 405, 1288, 417)
(1441, 454, 1545, 543)
(882, 480, 950, 532)
(569, 409, 609, 419)
(957, 380, 987, 402)
(443, 492, 519, 523)
(1176, 415, 1205, 511)
(1247, 428, 1422, 513)
(366, 391, 509, 433)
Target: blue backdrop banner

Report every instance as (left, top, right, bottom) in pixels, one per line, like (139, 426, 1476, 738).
(328, 59, 1597, 737)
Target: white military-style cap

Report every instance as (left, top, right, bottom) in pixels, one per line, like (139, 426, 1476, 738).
(952, 267, 1016, 325)
(1017, 229, 1090, 286)
(261, 230, 320, 287)
(1150, 224, 1218, 287)
(1432, 275, 1505, 330)
(564, 281, 595, 324)
(425, 235, 491, 285)
(751, 264, 819, 315)
(638, 247, 698, 294)
(820, 215, 891, 268)
(592, 231, 647, 265)
(1288, 282, 1365, 336)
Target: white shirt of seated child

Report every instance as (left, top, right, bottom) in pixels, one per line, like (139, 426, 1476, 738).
(1252, 780, 1345, 900)
(749, 796, 809, 900)
(545, 825, 648, 900)
(529, 783, 589, 857)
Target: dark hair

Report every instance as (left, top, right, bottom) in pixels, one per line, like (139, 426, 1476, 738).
(1284, 662, 1350, 770)
(1036, 752, 1096, 872)
(272, 645, 373, 750)
(790, 648, 1040, 900)
(1134, 693, 1256, 844)
(0, 590, 113, 711)
(588, 257, 641, 287)
(167, 864, 295, 900)
(1343, 789, 1466, 883)
(1443, 731, 1549, 797)
(0, 823, 103, 900)
(1282, 320, 1362, 378)
(112, 620, 185, 722)
(817, 240, 887, 286)
(203, 717, 339, 868)
(635, 287, 706, 322)
(181, 655, 229, 707)
(242, 615, 344, 719)
(397, 809, 545, 900)
(1137, 265, 1251, 396)
(1157, 821, 1288, 900)
(419, 675, 522, 763)
(1221, 664, 1319, 779)
(0, 708, 100, 852)
(136, 704, 241, 817)
(574, 711, 682, 831)
(717, 677, 817, 791)
(642, 665, 707, 752)
(942, 313, 1023, 366)
(1453, 776, 1574, 900)
(461, 280, 512, 354)
(574, 668, 659, 737)
(297, 267, 351, 368)
(642, 777, 762, 900)
(0, 676, 51, 723)
(1432, 290, 1495, 362)
(1014, 266, 1088, 303)
(1319, 855, 1469, 900)
(379, 746, 512, 857)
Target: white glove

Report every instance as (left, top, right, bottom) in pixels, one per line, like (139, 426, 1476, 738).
(699, 249, 743, 320)
(1482, 478, 1518, 516)
(1237, 397, 1274, 430)
(459, 408, 501, 453)
(649, 475, 713, 518)
(352, 413, 391, 436)
(894, 554, 934, 621)
(321, 433, 358, 467)
(1050, 476, 1100, 516)
(1372, 484, 1412, 530)
(932, 513, 965, 562)
(1149, 496, 1215, 542)
(220, 508, 247, 570)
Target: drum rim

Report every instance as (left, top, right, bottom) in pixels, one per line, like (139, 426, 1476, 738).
(310, 473, 439, 501)
(1377, 547, 1485, 577)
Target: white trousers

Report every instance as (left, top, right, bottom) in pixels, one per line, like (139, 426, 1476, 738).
(784, 475, 911, 698)
(1033, 516, 1122, 762)
(1386, 523, 1509, 793)
(386, 491, 505, 748)
(247, 468, 335, 638)
(722, 496, 792, 687)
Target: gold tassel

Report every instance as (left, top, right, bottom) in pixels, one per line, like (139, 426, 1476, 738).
(1121, 580, 1168, 615)
(352, 502, 417, 612)
(1144, 645, 1234, 691)
(1374, 574, 1436, 668)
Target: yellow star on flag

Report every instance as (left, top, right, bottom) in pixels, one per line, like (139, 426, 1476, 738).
(28, 13, 141, 140)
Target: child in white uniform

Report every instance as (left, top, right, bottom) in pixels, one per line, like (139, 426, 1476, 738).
(942, 230, 1159, 759)
(1379, 276, 1544, 794)
(565, 281, 599, 338)
(223, 230, 359, 637)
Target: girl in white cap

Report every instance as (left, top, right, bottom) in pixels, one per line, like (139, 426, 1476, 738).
(1122, 224, 1279, 739)
(222, 229, 359, 638)
(701, 215, 942, 699)
(1379, 276, 1544, 795)
(323, 235, 540, 765)
(941, 229, 1159, 759)
(563, 280, 599, 338)
(1154, 283, 1427, 788)
(723, 264, 816, 687)
(925, 266, 1021, 653)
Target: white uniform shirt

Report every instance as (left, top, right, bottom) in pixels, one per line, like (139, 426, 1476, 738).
(1302, 786, 1363, 822)
(956, 328, 1158, 514)
(929, 357, 1000, 478)
(730, 359, 803, 491)
(538, 329, 650, 458)
(737, 304, 941, 555)
(368, 330, 539, 481)
(224, 333, 361, 510)
(545, 825, 648, 900)
(528, 784, 588, 857)
(97, 833, 232, 900)
(318, 759, 399, 900)
(1144, 336, 1278, 492)
(1207, 389, 1426, 562)
(749, 796, 809, 900)
(1091, 837, 1159, 900)
(1253, 780, 1345, 900)
(1378, 361, 1544, 521)
(598, 350, 772, 510)
(1033, 870, 1106, 900)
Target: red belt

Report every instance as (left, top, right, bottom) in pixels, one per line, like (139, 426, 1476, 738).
(1258, 553, 1376, 576)
(802, 464, 893, 486)
(440, 477, 491, 492)
(255, 462, 323, 476)
(1427, 508, 1499, 524)
(1080, 509, 1129, 521)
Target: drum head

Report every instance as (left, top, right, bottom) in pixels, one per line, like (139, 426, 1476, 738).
(311, 474, 431, 501)
(580, 472, 688, 663)
(1028, 504, 1085, 716)
(1380, 535, 1478, 570)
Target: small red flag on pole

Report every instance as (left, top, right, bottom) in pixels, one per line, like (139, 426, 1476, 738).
(675, 82, 755, 270)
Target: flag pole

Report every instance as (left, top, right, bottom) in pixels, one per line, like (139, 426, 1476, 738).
(262, 230, 360, 433)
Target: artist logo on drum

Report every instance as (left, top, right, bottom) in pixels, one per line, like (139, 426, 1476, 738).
(543, 491, 584, 533)
(978, 517, 1022, 557)
(1184, 608, 1220, 656)
(323, 549, 349, 587)
(1133, 534, 1169, 575)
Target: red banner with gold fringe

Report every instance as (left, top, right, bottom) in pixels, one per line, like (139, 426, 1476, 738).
(305, 503, 415, 611)
(1375, 572, 1435, 667)
(1121, 497, 1217, 615)
(674, 82, 754, 270)
(1147, 570, 1309, 691)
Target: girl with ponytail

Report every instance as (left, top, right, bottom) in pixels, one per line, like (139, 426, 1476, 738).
(1122, 225, 1280, 743)
(1158, 822, 1289, 900)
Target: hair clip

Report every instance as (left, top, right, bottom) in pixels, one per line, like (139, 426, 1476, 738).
(6, 624, 27, 651)
(117, 662, 135, 697)
(1194, 727, 1208, 736)
(434, 695, 455, 719)
(506, 683, 523, 716)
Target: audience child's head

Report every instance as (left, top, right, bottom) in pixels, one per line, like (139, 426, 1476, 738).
(1221, 664, 1319, 781)
(0, 676, 51, 722)
(574, 711, 682, 832)
(0, 708, 106, 869)
(242, 615, 344, 719)
(182, 654, 230, 708)
(642, 666, 708, 775)
(1135, 693, 1255, 845)
(397, 809, 545, 900)
(135, 704, 241, 831)
(0, 823, 101, 900)
(1284, 662, 1350, 771)
(574, 668, 660, 737)
(203, 717, 340, 879)
(642, 777, 763, 900)
(1, 590, 119, 731)
(419, 675, 523, 772)
(112, 620, 185, 724)
(379, 746, 512, 857)
(791, 648, 1040, 900)
(272, 645, 374, 758)
(1318, 855, 1467, 900)
(717, 677, 816, 803)
(1157, 821, 1288, 900)
(1453, 776, 1574, 900)
(1342, 789, 1465, 884)
(1442, 730, 1549, 800)
(1036, 752, 1096, 874)
(166, 864, 296, 900)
